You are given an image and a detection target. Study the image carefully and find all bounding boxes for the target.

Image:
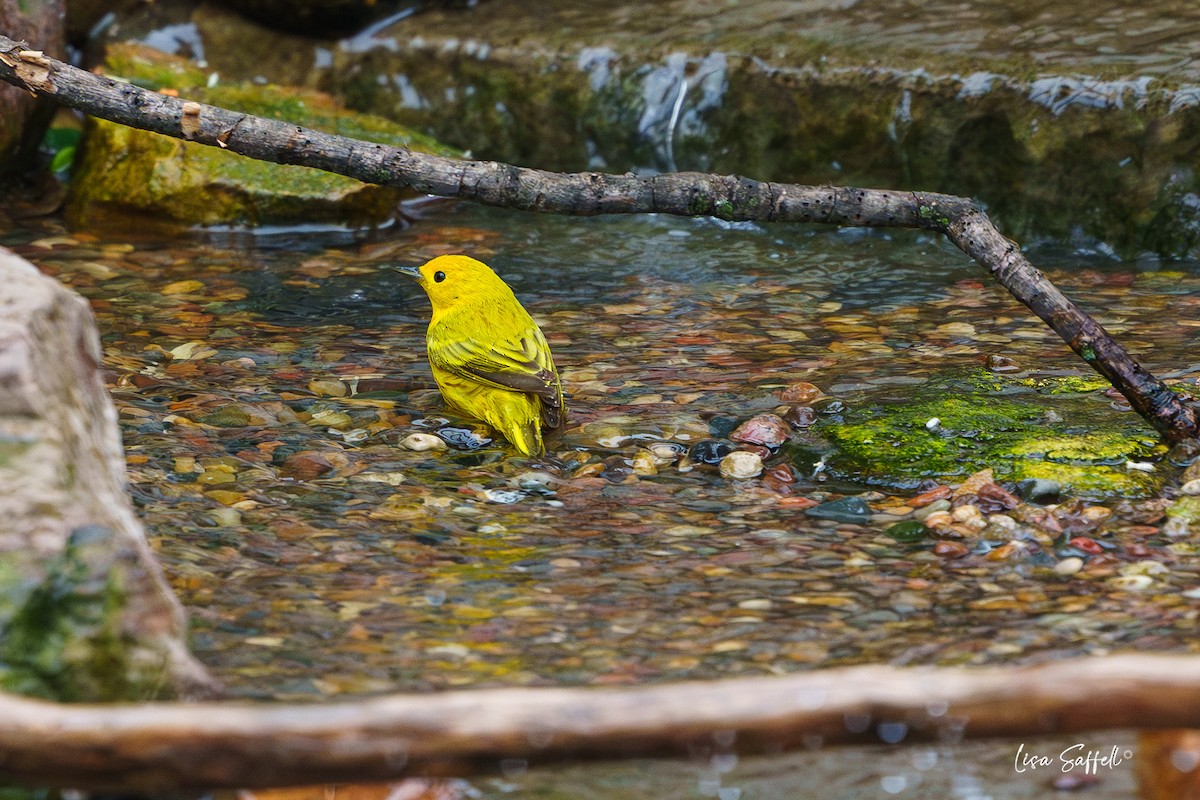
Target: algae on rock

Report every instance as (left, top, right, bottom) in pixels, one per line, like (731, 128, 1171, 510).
(66, 44, 459, 230)
(816, 373, 1168, 497)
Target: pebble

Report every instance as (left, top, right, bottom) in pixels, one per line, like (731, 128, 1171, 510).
(932, 541, 969, 558)
(689, 439, 733, 465)
(906, 486, 952, 508)
(400, 432, 448, 451)
(976, 483, 1020, 511)
(648, 441, 685, 465)
(1182, 479, 1200, 496)
(436, 426, 492, 450)
(1054, 557, 1084, 576)
(913, 499, 951, 521)
(778, 382, 823, 403)
(783, 405, 818, 429)
(631, 450, 659, 476)
(885, 520, 927, 542)
(1016, 477, 1061, 503)
(806, 496, 871, 524)
(730, 413, 792, 449)
(952, 504, 984, 525)
(719, 450, 764, 479)
(920, 510, 953, 529)
(483, 488, 525, 504)
(1107, 574, 1155, 592)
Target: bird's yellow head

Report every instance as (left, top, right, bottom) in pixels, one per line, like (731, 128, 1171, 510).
(397, 254, 515, 316)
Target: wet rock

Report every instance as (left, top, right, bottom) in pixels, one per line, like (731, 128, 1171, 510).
(67, 43, 459, 230)
(705, 414, 740, 439)
(812, 397, 847, 415)
(280, 451, 339, 480)
(778, 382, 824, 403)
(1054, 557, 1085, 576)
(976, 482, 1021, 512)
(688, 439, 733, 465)
(885, 520, 927, 542)
(912, 499, 951, 521)
(400, 433, 448, 452)
(436, 426, 493, 450)
(730, 413, 791, 449)
(647, 441, 685, 465)
(719, 450, 764, 480)
(631, 449, 659, 476)
(1167, 438, 1200, 467)
(1015, 478, 1062, 504)
(984, 354, 1020, 373)
(906, 485, 952, 508)
(783, 405, 818, 429)
(932, 541, 969, 558)
(599, 454, 634, 483)
(806, 496, 871, 524)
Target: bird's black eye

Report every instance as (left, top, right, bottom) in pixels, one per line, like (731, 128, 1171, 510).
(434, 270, 446, 283)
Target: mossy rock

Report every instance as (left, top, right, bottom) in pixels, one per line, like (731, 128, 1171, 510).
(816, 373, 1167, 497)
(0, 526, 161, 702)
(65, 43, 459, 229)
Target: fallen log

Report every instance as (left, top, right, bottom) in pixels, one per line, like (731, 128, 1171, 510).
(0, 654, 1195, 790)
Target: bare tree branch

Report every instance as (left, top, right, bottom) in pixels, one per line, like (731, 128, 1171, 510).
(0, 654, 1197, 790)
(1, 34, 1195, 441)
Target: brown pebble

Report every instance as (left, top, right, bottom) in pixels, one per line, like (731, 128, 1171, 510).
(783, 405, 818, 429)
(766, 463, 798, 484)
(778, 382, 823, 403)
(779, 495, 819, 509)
(280, 450, 342, 481)
(977, 482, 1020, 511)
(984, 354, 1020, 372)
(736, 443, 772, 459)
(906, 485, 952, 508)
(933, 541, 970, 558)
(730, 413, 792, 448)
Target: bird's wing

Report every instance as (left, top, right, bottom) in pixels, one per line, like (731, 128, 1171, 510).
(428, 324, 565, 428)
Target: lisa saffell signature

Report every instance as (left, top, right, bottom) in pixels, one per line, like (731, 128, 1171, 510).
(1014, 743, 1133, 775)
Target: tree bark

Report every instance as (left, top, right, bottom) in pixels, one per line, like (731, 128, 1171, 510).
(1, 34, 1195, 441)
(0, 653, 1194, 790)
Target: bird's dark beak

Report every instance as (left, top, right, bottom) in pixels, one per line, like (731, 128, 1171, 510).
(393, 265, 422, 279)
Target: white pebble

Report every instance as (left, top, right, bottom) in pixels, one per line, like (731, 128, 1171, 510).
(1053, 557, 1084, 576)
(400, 432, 447, 451)
(719, 450, 764, 479)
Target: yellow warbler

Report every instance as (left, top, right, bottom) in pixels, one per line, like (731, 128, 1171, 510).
(398, 254, 565, 456)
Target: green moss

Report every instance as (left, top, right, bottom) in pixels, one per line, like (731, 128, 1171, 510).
(0, 526, 159, 702)
(817, 372, 1167, 497)
(67, 44, 459, 229)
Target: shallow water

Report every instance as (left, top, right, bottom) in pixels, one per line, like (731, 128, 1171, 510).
(6, 203, 1198, 797)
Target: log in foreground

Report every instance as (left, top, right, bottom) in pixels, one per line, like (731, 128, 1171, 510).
(0, 654, 1198, 790)
(1, 35, 1196, 442)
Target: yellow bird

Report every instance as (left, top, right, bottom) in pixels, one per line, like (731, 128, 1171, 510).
(398, 254, 565, 457)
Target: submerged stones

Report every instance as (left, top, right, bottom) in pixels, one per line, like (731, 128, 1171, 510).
(719, 450, 764, 480)
(730, 413, 791, 449)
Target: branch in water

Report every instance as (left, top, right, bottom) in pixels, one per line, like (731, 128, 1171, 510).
(0, 34, 1194, 442)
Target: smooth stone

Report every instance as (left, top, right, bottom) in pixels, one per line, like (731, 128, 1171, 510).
(719, 450, 764, 479)
(806, 496, 871, 524)
(1015, 477, 1061, 504)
